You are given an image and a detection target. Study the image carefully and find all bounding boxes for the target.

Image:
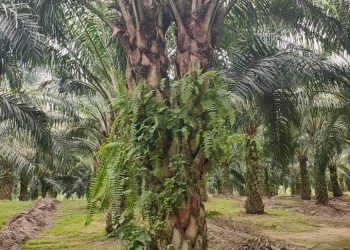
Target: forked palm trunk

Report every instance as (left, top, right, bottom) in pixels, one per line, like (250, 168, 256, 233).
(244, 136, 264, 214)
(299, 155, 311, 200)
(328, 163, 343, 198)
(315, 166, 328, 204)
(105, 1, 234, 248)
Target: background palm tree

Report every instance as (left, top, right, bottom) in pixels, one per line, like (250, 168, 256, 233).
(2, 1, 350, 249)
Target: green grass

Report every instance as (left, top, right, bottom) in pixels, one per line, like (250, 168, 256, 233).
(247, 208, 320, 233)
(205, 197, 241, 216)
(205, 197, 319, 233)
(205, 196, 350, 249)
(23, 200, 121, 250)
(16, 196, 350, 249)
(0, 200, 34, 229)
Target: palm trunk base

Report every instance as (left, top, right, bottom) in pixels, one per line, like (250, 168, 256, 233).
(315, 168, 328, 204)
(244, 194, 264, 214)
(329, 164, 343, 198)
(19, 175, 30, 201)
(0, 175, 13, 200)
(244, 137, 264, 214)
(156, 187, 208, 250)
(300, 159, 311, 200)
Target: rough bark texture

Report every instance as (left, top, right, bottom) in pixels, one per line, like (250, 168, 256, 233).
(19, 174, 30, 201)
(328, 163, 343, 198)
(112, 1, 170, 99)
(163, 185, 208, 250)
(263, 167, 272, 198)
(244, 137, 264, 214)
(108, 1, 235, 249)
(299, 155, 311, 200)
(0, 171, 14, 200)
(315, 166, 328, 204)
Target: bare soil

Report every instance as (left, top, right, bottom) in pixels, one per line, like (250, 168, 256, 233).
(0, 198, 58, 250)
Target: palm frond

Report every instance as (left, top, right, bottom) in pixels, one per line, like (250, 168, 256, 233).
(0, 1, 45, 73)
(0, 89, 49, 146)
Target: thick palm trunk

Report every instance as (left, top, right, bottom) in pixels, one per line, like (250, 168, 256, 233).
(160, 183, 208, 249)
(30, 179, 39, 200)
(0, 173, 13, 200)
(107, 1, 234, 249)
(328, 163, 343, 198)
(299, 155, 311, 200)
(19, 174, 30, 201)
(244, 136, 264, 214)
(315, 166, 328, 204)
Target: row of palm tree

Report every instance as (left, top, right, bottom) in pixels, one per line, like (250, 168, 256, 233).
(1, 0, 350, 249)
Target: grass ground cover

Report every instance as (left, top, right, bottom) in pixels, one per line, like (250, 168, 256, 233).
(205, 196, 350, 249)
(0, 200, 33, 229)
(1, 195, 348, 249)
(23, 200, 119, 250)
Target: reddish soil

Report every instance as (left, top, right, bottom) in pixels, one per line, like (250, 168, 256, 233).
(0, 198, 58, 250)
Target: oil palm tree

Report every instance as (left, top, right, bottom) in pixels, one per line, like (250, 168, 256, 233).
(3, 0, 350, 248)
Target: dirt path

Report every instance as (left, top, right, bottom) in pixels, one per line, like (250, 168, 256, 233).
(0, 198, 58, 250)
(267, 196, 350, 223)
(208, 217, 306, 250)
(207, 195, 350, 249)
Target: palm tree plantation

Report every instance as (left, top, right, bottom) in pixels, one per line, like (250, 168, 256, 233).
(1, 0, 350, 249)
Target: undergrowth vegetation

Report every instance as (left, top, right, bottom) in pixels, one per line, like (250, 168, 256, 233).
(1, 0, 350, 249)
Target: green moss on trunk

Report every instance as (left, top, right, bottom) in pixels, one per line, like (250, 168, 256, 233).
(299, 155, 311, 200)
(328, 163, 343, 198)
(315, 166, 328, 204)
(244, 137, 264, 214)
